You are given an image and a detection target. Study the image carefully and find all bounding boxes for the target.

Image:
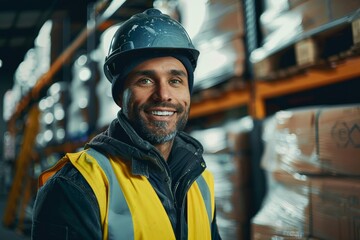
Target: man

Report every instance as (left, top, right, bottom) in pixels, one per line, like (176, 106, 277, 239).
(32, 8, 221, 240)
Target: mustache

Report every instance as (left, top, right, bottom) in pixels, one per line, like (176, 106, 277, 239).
(141, 102, 184, 113)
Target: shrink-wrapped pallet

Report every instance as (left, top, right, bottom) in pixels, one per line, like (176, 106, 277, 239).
(262, 105, 360, 176)
(192, 117, 254, 240)
(253, 170, 360, 240)
(252, 171, 311, 240)
(252, 104, 360, 240)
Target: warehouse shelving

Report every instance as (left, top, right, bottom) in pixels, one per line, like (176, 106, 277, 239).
(9, 44, 360, 127)
(190, 85, 251, 118)
(189, 55, 360, 119)
(3, 1, 360, 236)
(2, 1, 126, 231)
(6, 2, 115, 135)
(253, 56, 360, 118)
(8, 5, 359, 123)
(190, 9, 360, 120)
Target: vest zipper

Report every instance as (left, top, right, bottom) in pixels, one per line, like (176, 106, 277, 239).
(150, 150, 177, 218)
(177, 150, 206, 239)
(173, 161, 196, 207)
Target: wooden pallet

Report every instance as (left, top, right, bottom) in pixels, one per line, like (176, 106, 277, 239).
(252, 13, 360, 81)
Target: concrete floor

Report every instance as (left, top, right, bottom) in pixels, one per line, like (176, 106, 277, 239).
(0, 194, 31, 240)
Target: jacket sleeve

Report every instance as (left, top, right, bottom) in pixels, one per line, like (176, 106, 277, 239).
(211, 206, 222, 240)
(31, 162, 102, 240)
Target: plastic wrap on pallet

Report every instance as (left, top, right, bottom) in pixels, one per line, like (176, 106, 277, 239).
(259, 0, 331, 55)
(95, 25, 119, 129)
(251, 171, 310, 239)
(191, 117, 254, 240)
(253, 0, 360, 66)
(226, 117, 253, 189)
(191, 127, 228, 154)
(178, 0, 246, 91)
(67, 54, 98, 141)
(194, 37, 246, 91)
(193, 0, 244, 44)
(260, 0, 329, 40)
(36, 82, 68, 147)
(262, 0, 309, 12)
(3, 89, 17, 122)
(12, 21, 52, 98)
(261, 104, 360, 176)
(205, 153, 250, 240)
(190, 116, 254, 154)
(179, 0, 244, 43)
(253, 170, 360, 240)
(253, 105, 360, 239)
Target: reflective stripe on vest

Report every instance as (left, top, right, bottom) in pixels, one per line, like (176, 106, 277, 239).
(85, 148, 213, 239)
(195, 174, 212, 225)
(86, 148, 134, 239)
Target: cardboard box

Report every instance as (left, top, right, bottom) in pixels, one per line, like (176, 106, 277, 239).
(330, 0, 360, 20)
(264, 105, 360, 176)
(205, 153, 251, 238)
(227, 131, 251, 152)
(251, 176, 311, 238)
(193, 0, 245, 44)
(311, 177, 360, 240)
(195, 37, 245, 88)
(262, 107, 320, 174)
(261, 0, 331, 41)
(252, 225, 316, 240)
(252, 171, 360, 239)
(318, 105, 360, 175)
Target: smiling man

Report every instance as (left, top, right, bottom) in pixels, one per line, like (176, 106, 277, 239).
(121, 57, 190, 159)
(32, 8, 221, 240)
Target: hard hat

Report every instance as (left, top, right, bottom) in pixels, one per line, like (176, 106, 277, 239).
(103, 8, 199, 104)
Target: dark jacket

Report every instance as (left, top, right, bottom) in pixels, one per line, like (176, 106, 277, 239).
(32, 111, 221, 239)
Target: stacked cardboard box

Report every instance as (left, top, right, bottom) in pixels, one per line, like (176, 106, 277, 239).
(262, 105, 360, 175)
(67, 54, 99, 141)
(252, 104, 360, 240)
(260, 0, 360, 46)
(192, 117, 254, 240)
(205, 152, 252, 240)
(180, 0, 246, 91)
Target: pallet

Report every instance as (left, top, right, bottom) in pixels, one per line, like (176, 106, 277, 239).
(252, 13, 360, 81)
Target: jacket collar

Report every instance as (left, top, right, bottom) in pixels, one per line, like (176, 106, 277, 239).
(86, 111, 204, 177)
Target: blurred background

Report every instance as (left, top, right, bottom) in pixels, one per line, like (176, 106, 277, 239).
(1, 0, 360, 239)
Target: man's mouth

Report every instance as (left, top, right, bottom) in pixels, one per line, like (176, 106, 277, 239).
(151, 110, 175, 116)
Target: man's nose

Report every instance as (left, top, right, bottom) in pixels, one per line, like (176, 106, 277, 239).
(152, 83, 172, 102)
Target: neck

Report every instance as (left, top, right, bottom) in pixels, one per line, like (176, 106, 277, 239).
(154, 140, 174, 161)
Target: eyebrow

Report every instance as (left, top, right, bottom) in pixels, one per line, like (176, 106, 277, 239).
(132, 69, 187, 78)
(169, 69, 187, 77)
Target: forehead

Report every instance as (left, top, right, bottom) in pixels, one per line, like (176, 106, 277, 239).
(130, 56, 186, 72)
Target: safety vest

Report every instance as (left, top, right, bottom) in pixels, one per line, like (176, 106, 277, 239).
(40, 148, 215, 240)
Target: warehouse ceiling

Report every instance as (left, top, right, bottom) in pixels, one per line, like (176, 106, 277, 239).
(0, 0, 154, 84)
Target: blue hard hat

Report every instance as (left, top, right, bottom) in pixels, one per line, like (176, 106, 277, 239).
(103, 8, 199, 103)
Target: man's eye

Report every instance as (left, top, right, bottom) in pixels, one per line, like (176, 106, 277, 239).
(138, 78, 153, 85)
(169, 79, 182, 85)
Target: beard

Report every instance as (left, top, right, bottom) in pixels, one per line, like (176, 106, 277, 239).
(129, 102, 189, 144)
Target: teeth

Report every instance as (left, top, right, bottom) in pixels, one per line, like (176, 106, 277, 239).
(152, 111, 174, 116)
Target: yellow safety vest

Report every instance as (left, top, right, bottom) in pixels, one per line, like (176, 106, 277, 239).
(39, 148, 215, 240)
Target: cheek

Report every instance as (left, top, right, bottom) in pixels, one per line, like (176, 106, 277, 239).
(181, 92, 191, 108)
